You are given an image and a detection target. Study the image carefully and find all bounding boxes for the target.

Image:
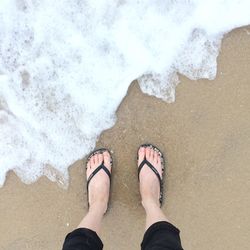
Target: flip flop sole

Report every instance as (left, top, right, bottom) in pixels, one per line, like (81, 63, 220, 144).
(86, 148, 113, 213)
(137, 143, 166, 206)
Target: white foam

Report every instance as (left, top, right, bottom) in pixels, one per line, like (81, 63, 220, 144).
(0, 0, 250, 187)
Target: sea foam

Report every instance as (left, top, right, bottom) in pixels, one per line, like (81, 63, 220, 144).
(0, 0, 250, 187)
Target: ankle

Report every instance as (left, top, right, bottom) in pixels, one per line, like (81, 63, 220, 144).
(142, 198, 160, 210)
(89, 201, 107, 215)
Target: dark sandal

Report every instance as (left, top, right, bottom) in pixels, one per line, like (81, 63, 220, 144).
(86, 148, 113, 211)
(137, 144, 165, 207)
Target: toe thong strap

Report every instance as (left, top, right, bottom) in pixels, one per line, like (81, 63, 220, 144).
(87, 161, 111, 191)
(138, 158, 162, 185)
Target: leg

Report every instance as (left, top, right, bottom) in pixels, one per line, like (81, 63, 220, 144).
(138, 146, 168, 230)
(62, 151, 112, 250)
(138, 146, 183, 250)
(77, 150, 111, 235)
(77, 201, 106, 237)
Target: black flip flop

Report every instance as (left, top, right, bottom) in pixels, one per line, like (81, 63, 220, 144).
(137, 143, 165, 207)
(86, 148, 113, 212)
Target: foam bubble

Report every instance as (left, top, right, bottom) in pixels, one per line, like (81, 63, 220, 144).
(0, 0, 250, 187)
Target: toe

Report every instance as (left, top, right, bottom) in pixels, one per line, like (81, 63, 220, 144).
(157, 153, 161, 165)
(103, 151, 111, 171)
(87, 160, 91, 169)
(148, 148, 154, 161)
(155, 152, 163, 177)
(146, 147, 150, 160)
(86, 160, 91, 176)
(98, 153, 103, 165)
(94, 154, 99, 166)
(138, 147, 145, 165)
(153, 151, 158, 164)
(90, 155, 95, 166)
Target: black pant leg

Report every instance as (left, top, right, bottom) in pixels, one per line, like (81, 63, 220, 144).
(141, 221, 183, 250)
(62, 228, 103, 250)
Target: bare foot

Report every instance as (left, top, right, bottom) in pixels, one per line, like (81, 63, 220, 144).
(138, 146, 163, 208)
(86, 150, 112, 214)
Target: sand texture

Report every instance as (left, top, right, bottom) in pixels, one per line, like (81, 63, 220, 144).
(1, 27, 250, 250)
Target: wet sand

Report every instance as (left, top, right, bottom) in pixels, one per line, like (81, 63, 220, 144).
(1, 26, 250, 250)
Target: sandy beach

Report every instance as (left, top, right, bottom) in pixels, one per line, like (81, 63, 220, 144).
(1, 26, 250, 250)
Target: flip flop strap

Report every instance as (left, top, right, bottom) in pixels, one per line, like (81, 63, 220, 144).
(138, 158, 162, 185)
(87, 161, 111, 191)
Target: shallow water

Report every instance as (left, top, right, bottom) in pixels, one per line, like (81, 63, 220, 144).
(0, 0, 250, 186)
